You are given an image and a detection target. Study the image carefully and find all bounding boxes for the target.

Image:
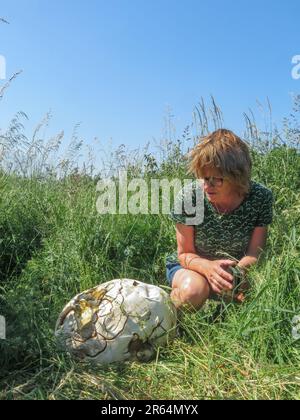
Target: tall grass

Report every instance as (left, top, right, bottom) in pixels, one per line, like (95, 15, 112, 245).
(0, 96, 299, 400)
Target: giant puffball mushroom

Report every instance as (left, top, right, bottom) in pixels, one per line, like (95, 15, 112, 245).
(55, 279, 177, 364)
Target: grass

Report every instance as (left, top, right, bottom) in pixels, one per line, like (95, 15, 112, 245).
(0, 96, 299, 400)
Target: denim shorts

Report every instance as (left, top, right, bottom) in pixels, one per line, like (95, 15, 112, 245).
(166, 262, 236, 302)
(166, 261, 184, 286)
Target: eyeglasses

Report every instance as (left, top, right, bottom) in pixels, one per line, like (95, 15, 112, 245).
(202, 176, 224, 187)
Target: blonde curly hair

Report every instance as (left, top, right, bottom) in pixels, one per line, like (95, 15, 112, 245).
(188, 129, 252, 196)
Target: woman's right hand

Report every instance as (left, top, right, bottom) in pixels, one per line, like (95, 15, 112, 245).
(203, 259, 237, 294)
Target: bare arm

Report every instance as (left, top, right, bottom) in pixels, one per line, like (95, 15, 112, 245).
(238, 226, 268, 272)
(175, 224, 235, 287)
(176, 223, 211, 276)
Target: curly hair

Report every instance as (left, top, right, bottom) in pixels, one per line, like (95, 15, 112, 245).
(187, 129, 252, 196)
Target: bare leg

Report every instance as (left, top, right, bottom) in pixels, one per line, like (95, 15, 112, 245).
(171, 268, 210, 311)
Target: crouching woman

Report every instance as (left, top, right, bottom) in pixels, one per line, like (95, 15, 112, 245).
(166, 129, 274, 310)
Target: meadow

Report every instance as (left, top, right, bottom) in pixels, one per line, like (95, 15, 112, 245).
(0, 96, 299, 400)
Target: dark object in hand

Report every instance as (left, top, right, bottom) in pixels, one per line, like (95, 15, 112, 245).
(222, 265, 248, 303)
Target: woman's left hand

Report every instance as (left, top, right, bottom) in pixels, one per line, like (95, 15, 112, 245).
(233, 266, 250, 303)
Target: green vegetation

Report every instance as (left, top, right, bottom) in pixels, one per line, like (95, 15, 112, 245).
(0, 97, 299, 400)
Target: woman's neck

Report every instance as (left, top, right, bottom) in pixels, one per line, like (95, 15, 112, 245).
(212, 192, 245, 213)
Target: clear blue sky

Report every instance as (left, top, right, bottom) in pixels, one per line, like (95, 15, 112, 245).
(0, 0, 299, 155)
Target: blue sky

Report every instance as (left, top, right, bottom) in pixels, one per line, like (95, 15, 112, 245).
(0, 0, 299, 157)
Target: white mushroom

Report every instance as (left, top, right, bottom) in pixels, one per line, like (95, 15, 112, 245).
(55, 279, 177, 364)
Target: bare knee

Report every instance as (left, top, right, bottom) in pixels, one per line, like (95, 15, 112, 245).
(171, 269, 210, 310)
(182, 278, 210, 305)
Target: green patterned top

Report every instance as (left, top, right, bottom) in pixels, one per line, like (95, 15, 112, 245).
(167, 180, 274, 264)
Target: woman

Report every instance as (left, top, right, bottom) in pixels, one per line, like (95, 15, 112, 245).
(166, 129, 274, 310)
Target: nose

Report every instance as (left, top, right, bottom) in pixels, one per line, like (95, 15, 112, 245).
(203, 179, 215, 187)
